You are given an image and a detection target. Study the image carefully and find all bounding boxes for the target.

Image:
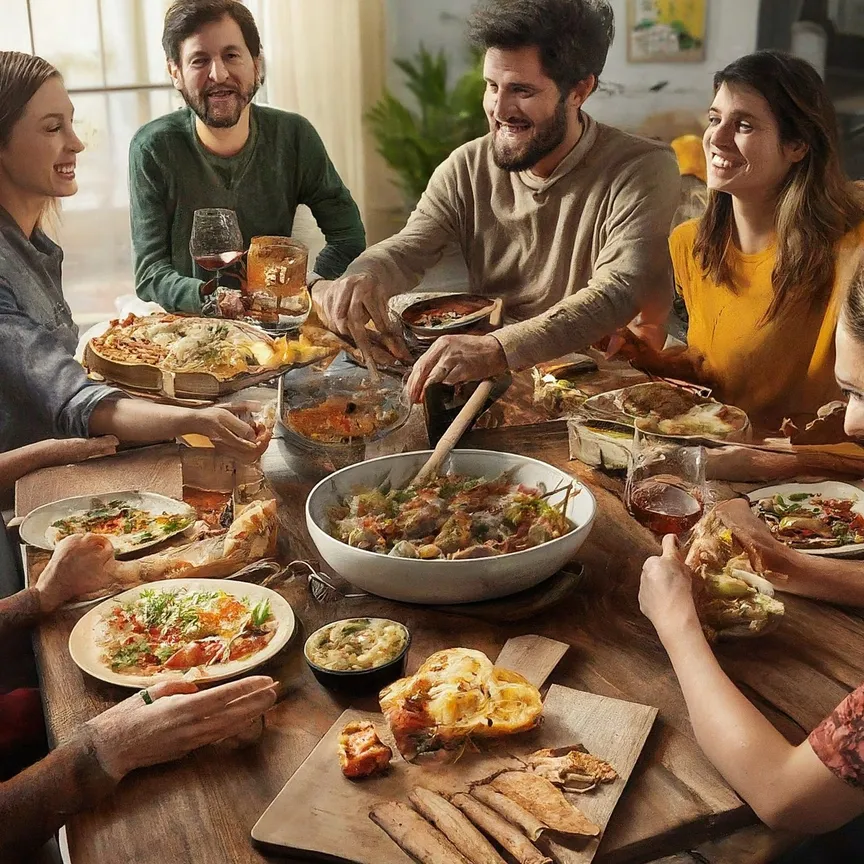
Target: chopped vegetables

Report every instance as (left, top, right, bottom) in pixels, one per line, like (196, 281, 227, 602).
(99, 588, 276, 676)
(47, 500, 194, 553)
(328, 473, 575, 559)
(752, 492, 864, 549)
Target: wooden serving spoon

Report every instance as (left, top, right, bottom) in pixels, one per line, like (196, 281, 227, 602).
(409, 298, 504, 488)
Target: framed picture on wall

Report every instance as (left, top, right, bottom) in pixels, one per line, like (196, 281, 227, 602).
(627, 0, 708, 63)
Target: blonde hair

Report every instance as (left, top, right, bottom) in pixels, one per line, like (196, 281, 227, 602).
(695, 51, 864, 325)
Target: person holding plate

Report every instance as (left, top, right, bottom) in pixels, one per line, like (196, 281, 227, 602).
(639, 264, 864, 859)
(129, 0, 366, 316)
(313, 0, 681, 398)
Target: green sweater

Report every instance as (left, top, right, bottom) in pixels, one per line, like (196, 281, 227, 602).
(129, 105, 366, 312)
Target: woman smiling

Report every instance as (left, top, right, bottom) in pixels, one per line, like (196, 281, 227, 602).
(622, 51, 864, 430)
(0, 51, 262, 458)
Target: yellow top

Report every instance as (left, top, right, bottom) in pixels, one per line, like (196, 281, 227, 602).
(670, 219, 864, 428)
(671, 135, 707, 183)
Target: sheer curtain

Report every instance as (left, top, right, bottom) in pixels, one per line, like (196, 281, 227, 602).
(257, 0, 401, 247)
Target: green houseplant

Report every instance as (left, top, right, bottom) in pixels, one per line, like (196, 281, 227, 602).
(366, 46, 487, 204)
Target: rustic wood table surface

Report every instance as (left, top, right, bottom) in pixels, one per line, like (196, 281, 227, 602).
(31, 385, 864, 864)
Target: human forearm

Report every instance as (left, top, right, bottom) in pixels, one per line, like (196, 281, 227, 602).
(707, 447, 864, 483)
(658, 619, 803, 821)
(0, 728, 118, 860)
(88, 400, 184, 443)
(0, 588, 42, 639)
(494, 278, 642, 370)
(779, 553, 864, 606)
(0, 442, 57, 489)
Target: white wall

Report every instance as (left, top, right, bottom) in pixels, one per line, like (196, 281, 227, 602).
(385, 0, 761, 133)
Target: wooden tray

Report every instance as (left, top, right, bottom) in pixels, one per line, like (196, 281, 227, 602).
(84, 341, 329, 399)
(252, 636, 657, 864)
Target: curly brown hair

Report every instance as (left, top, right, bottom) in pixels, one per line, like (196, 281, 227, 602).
(467, 0, 614, 95)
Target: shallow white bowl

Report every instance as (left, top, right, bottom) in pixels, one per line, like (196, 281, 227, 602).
(305, 449, 596, 604)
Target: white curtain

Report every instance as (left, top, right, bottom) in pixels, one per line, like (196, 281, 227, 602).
(257, 0, 401, 245)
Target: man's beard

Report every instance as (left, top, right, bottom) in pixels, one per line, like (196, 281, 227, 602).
(492, 98, 568, 172)
(180, 77, 260, 129)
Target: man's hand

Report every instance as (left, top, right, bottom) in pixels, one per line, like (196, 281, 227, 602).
(406, 334, 508, 403)
(87, 675, 278, 781)
(312, 275, 411, 361)
(35, 534, 116, 613)
(639, 534, 701, 637)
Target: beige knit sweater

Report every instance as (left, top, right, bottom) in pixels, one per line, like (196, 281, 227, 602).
(345, 113, 681, 369)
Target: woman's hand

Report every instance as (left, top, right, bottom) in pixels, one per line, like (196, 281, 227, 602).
(35, 534, 116, 613)
(712, 498, 802, 588)
(87, 675, 278, 781)
(639, 534, 702, 637)
(175, 405, 265, 462)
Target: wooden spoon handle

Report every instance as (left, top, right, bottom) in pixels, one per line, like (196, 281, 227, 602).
(409, 296, 505, 488)
(410, 378, 495, 488)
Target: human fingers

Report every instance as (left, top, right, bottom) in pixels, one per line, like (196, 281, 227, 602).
(178, 675, 275, 716)
(661, 533, 683, 560)
(148, 680, 200, 701)
(406, 343, 447, 403)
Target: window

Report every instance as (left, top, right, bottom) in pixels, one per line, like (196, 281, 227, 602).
(2, 1, 190, 321)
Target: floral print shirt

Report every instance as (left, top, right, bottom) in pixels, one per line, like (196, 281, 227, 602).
(809, 683, 864, 788)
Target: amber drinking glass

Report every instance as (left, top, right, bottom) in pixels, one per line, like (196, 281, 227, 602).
(246, 235, 311, 331)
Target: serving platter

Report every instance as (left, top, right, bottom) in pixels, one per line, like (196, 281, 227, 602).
(84, 315, 333, 398)
(747, 480, 864, 558)
(19, 490, 196, 556)
(68, 577, 296, 688)
(582, 382, 751, 445)
(253, 636, 657, 864)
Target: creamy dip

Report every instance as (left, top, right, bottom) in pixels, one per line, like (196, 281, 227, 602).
(305, 618, 408, 672)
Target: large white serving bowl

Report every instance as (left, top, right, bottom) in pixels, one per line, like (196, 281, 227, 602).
(306, 449, 596, 604)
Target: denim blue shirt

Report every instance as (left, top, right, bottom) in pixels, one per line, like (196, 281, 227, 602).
(0, 205, 121, 451)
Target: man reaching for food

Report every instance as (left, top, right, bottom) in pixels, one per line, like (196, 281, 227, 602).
(313, 0, 680, 399)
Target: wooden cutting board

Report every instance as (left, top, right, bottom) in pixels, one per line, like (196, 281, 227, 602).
(252, 636, 657, 864)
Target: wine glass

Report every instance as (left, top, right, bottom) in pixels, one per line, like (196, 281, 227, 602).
(625, 426, 707, 538)
(189, 208, 245, 288)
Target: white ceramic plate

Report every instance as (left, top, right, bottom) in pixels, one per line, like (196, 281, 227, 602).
(306, 449, 596, 604)
(747, 481, 864, 558)
(19, 491, 196, 555)
(68, 578, 296, 688)
(582, 383, 750, 445)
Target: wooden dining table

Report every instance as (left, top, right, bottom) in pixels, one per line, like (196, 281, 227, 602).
(31, 381, 864, 864)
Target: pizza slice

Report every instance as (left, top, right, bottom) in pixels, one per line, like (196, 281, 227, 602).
(101, 499, 278, 591)
(685, 507, 786, 640)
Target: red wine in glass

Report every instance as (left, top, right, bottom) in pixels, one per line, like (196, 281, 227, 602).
(628, 477, 704, 535)
(190, 208, 244, 289)
(194, 250, 244, 272)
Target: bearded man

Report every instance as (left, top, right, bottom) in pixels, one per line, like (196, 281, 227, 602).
(314, 0, 680, 399)
(129, 0, 365, 314)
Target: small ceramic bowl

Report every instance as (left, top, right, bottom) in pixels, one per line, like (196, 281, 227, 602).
(303, 618, 411, 695)
(399, 294, 496, 340)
